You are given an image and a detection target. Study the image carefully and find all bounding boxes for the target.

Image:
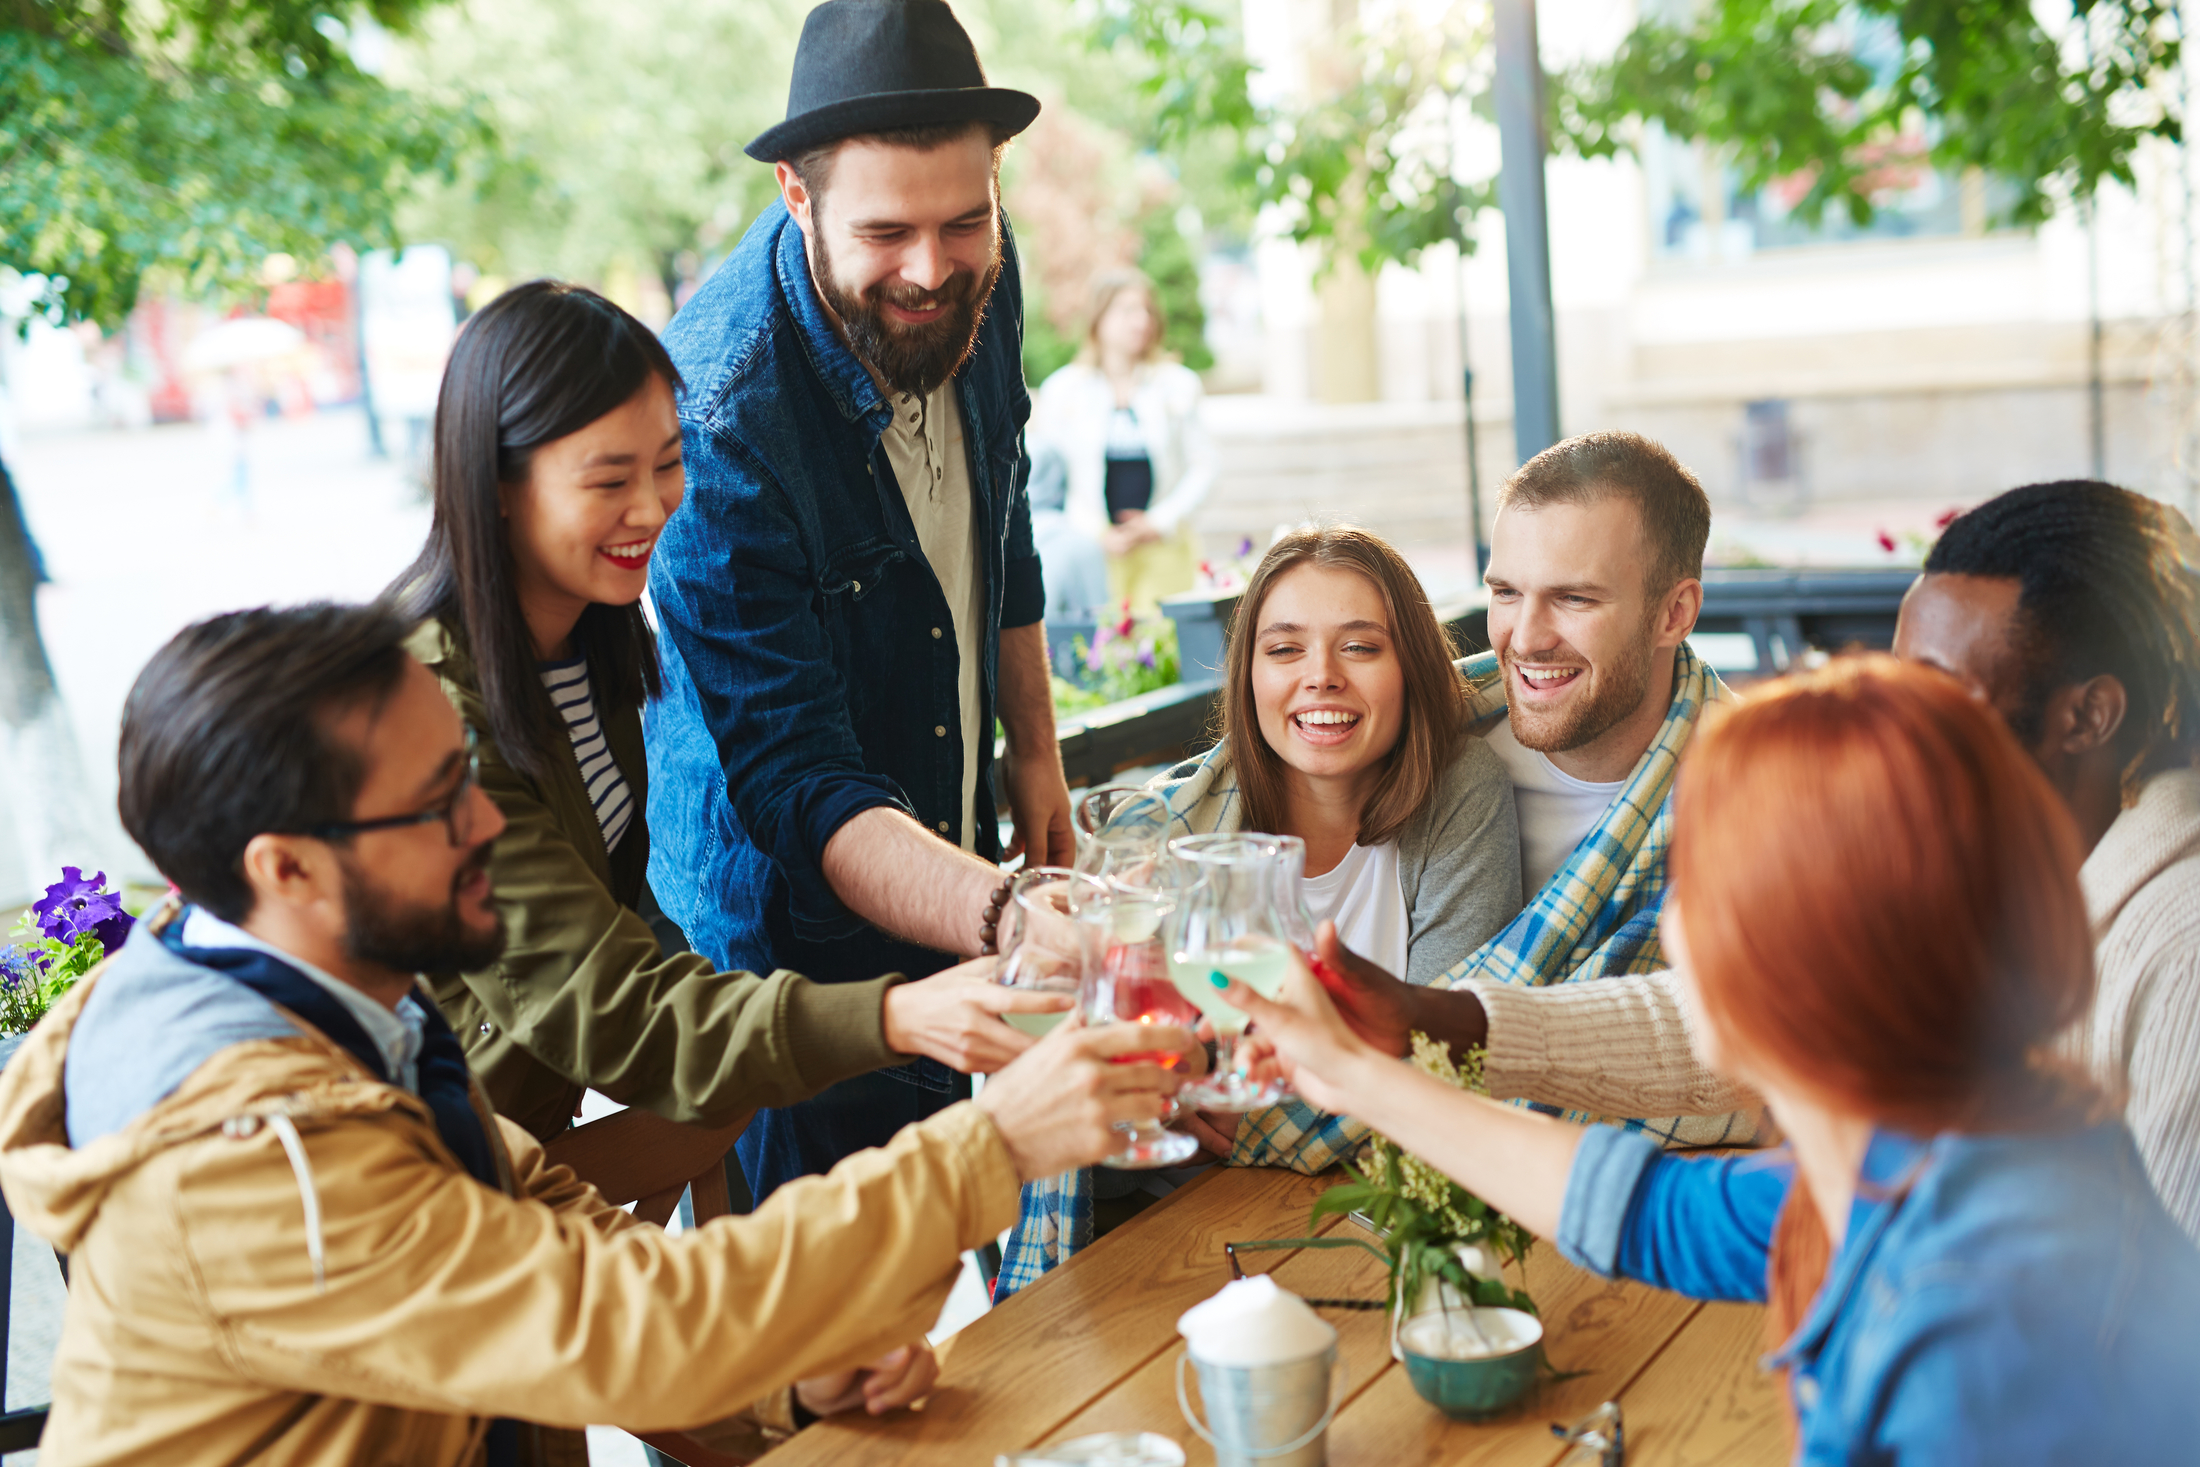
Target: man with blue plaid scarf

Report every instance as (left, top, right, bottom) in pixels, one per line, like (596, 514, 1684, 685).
(997, 431, 1761, 1297)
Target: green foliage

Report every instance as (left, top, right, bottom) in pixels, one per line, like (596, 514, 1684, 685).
(1085, 1, 1490, 277)
(1, 915, 99, 1036)
(1556, 0, 2181, 225)
(392, 0, 804, 293)
(1052, 613, 1181, 715)
(1309, 1034, 1538, 1320)
(1, 1, 475, 327)
(1139, 206, 1212, 371)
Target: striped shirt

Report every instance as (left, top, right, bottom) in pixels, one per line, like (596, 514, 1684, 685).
(539, 657, 634, 854)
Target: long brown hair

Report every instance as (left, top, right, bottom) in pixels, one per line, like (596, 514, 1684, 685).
(1221, 526, 1467, 844)
(1075, 268, 1165, 366)
(1670, 657, 2102, 1352)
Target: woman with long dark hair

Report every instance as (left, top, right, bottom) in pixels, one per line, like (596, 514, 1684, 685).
(1227, 658, 2200, 1457)
(391, 281, 1055, 1168)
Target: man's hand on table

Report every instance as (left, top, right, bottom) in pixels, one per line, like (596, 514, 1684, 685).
(795, 1341, 939, 1419)
(882, 958, 1070, 1073)
(1309, 921, 1488, 1059)
(976, 1018, 1189, 1180)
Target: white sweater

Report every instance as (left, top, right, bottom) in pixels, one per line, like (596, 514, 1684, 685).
(1472, 768, 2200, 1240)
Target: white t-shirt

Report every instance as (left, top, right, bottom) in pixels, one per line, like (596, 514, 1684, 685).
(1299, 840, 1410, 980)
(1485, 719, 1628, 901)
(881, 382, 985, 851)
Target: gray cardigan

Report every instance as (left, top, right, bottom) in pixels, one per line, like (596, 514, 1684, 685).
(1147, 734, 1523, 985)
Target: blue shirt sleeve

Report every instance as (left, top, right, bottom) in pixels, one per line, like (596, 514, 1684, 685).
(1557, 1126, 1790, 1304)
(649, 422, 906, 933)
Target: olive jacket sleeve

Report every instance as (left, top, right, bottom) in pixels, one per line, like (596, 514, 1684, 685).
(407, 620, 904, 1142)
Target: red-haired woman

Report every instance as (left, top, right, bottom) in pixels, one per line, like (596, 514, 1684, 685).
(1223, 658, 2200, 1457)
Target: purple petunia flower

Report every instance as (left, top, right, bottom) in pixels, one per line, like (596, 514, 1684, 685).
(33, 868, 133, 952)
(0, 945, 43, 991)
(1236, 535, 1254, 558)
(1138, 643, 1157, 670)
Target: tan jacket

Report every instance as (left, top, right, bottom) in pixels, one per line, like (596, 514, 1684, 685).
(0, 953, 1021, 1466)
(407, 620, 903, 1141)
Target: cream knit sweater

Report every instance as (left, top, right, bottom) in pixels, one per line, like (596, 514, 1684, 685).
(1472, 768, 2200, 1239)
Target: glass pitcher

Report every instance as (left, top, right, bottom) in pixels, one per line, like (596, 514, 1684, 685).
(1076, 785, 1175, 892)
(1164, 833, 1295, 1112)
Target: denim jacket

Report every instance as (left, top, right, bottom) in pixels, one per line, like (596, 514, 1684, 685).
(1559, 1119, 2200, 1463)
(646, 199, 1041, 989)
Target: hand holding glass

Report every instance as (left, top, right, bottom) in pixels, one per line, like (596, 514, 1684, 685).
(1165, 833, 1295, 1111)
(1078, 882, 1202, 1169)
(996, 868, 1090, 1038)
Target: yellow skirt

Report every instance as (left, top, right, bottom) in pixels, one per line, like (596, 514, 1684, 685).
(1107, 525, 1200, 617)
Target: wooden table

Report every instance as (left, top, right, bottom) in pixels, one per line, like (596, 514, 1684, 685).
(773, 1165, 1788, 1466)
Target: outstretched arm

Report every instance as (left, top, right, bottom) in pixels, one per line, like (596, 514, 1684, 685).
(1219, 953, 1577, 1238)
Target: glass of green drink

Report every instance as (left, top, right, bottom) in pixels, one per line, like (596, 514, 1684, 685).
(1164, 833, 1296, 1112)
(996, 868, 1095, 1038)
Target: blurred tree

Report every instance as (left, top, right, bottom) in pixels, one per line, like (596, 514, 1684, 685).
(2, 0, 471, 326)
(396, 0, 1197, 353)
(391, 0, 805, 309)
(1558, 0, 2180, 228)
(0, 0, 466, 894)
(1087, 1, 1494, 276)
(1139, 207, 1213, 371)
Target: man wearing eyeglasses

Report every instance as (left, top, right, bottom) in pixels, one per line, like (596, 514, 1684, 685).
(0, 602, 1186, 1467)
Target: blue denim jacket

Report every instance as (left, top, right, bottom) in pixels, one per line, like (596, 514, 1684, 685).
(645, 198, 1041, 992)
(1559, 1119, 2200, 1463)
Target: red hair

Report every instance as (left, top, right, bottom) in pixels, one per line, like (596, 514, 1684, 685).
(1670, 657, 2101, 1349)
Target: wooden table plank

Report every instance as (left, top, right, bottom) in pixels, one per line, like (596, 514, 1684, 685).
(1036, 1214, 1395, 1463)
(1327, 1248, 1704, 1467)
(770, 1166, 1785, 1467)
(774, 1166, 1334, 1466)
(1599, 1300, 1786, 1466)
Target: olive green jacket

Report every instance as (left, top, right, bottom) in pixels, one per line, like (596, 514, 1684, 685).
(409, 620, 903, 1142)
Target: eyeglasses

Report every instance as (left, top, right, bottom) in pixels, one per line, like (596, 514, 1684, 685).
(1552, 1401, 1624, 1465)
(298, 727, 483, 848)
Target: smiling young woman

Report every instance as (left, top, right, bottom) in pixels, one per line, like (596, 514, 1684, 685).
(385, 281, 1054, 1181)
(1150, 526, 1522, 987)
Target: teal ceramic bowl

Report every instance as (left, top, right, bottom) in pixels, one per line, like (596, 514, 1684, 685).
(1398, 1307, 1543, 1421)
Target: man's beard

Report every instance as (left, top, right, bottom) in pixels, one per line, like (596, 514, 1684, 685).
(340, 843, 506, 977)
(1506, 611, 1662, 755)
(813, 228, 1002, 397)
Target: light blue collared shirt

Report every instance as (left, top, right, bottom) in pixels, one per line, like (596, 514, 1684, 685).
(181, 909, 426, 1095)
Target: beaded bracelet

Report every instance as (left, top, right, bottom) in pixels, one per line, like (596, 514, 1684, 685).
(978, 873, 1015, 956)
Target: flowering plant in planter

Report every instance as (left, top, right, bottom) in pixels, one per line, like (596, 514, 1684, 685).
(1308, 1034, 1538, 1328)
(1, 868, 134, 1035)
(1052, 605, 1181, 715)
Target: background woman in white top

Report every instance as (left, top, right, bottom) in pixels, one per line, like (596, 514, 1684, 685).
(1149, 526, 1521, 989)
(1030, 268, 1216, 614)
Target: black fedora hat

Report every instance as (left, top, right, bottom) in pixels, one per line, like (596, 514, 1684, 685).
(745, 0, 1041, 163)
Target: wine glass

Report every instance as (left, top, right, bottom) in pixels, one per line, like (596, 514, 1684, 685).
(1075, 785, 1174, 891)
(1076, 882, 1202, 1169)
(1164, 833, 1294, 1112)
(995, 867, 1093, 1039)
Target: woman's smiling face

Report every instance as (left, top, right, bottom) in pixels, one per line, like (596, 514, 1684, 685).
(1250, 561, 1407, 791)
(502, 374, 684, 650)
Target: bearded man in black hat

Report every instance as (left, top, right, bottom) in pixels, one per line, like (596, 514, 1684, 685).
(646, 0, 1077, 1203)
